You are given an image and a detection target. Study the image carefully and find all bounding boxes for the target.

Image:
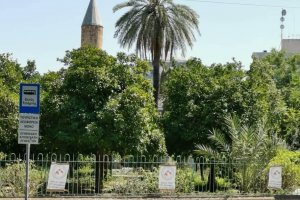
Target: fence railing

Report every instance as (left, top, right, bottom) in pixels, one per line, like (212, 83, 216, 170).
(0, 153, 285, 197)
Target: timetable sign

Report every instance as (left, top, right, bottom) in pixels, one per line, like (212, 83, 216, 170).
(18, 113, 40, 144)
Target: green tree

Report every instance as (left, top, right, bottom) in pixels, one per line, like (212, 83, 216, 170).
(40, 47, 166, 193)
(91, 85, 166, 156)
(243, 57, 287, 129)
(162, 59, 245, 154)
(40, 47, 166, 155)
(0, 53, 43, 153)
(0, 53, 24, 152)
(249, 51, 300, 148)
(0, 84, 18, 152)
(22, 60, 40, 82)
(113, 0, 200, 107)
(0, 53, 23, 91)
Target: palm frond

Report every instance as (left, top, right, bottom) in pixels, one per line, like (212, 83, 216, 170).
(194, 144, 219, 157)
(209, 129, 230, 153)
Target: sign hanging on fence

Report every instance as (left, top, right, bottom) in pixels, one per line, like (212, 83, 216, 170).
(159, 165, 176, 190)
(268, 166, 282, 189)
(47, 163, 69, 192)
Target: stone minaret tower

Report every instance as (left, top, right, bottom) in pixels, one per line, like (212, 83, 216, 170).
(81, 0, 103, 49)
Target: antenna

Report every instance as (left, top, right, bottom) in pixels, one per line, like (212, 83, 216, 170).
(280, 9, 287, 44)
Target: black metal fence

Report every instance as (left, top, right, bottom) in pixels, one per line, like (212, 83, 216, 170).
(0, 153, 294, 197)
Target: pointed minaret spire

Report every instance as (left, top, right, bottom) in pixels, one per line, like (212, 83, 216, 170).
(82, 0, 102, 26)
(81, 0, 103, 49)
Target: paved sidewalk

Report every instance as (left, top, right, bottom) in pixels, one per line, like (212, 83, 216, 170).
(0, 197, 275, 200)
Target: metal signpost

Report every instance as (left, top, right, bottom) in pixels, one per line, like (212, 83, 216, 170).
(18, 83, 40, 200)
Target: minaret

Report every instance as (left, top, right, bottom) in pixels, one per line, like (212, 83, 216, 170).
(81, 0, 103, 49)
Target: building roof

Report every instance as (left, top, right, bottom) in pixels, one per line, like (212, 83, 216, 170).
(252, 51, 269, 59)
(82, 0, 102, 26)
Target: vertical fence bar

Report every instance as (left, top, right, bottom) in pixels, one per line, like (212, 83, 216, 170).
(78, 154, 83, 195)
(64, 154, 70, 195)
(36, 153, 43, 196)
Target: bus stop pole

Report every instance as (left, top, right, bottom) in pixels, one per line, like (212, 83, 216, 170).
(25, 144, 30, 200)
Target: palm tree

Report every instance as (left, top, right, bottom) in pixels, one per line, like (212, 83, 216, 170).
(195, 115, 285, 193)
(113, 0, 200, 107)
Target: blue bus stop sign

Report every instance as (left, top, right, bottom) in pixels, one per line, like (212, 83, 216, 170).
(19, 83, 40, 114)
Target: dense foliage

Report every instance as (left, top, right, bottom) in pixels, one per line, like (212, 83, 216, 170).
(162, 51, 300, 154)
(267, 149, 300, 191)
(39, 47, 166, 155)
(196, 116, 285, 193)
(2, 49, 300, 195)
(0, 54, 40, 152)
(162, 59, 245, 154)
(1, 49, 300, 158)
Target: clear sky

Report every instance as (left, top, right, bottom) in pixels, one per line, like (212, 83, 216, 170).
(1, 0, 300, 74)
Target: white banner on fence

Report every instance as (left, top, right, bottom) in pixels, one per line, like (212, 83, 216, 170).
(268, 166, 282, 189)
(47, 163, 69, 191)
(159, 165, 176, 190)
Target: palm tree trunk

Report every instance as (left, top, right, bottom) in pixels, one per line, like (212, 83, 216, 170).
(152, 40, 161, 108)
(152, 59, 160, 108)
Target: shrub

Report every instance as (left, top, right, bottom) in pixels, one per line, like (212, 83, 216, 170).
(176, 168, 195, 193)
(193, 173, 207, 191)
(267, 149, 300, 191)
(0, 152, 5, 160)
(103, 167, 159, 194)
(216, 177, 231, 189)
(0, 160, 44, 197)
(103, 166, 206, 194)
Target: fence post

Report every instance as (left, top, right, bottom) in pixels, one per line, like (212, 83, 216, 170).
(95, 152, 102, 193)
(208, 158, 216, 192)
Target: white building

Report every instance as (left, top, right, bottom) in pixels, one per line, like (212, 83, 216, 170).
(252, 38, 300, 59)
(281, 39, 300, 54)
